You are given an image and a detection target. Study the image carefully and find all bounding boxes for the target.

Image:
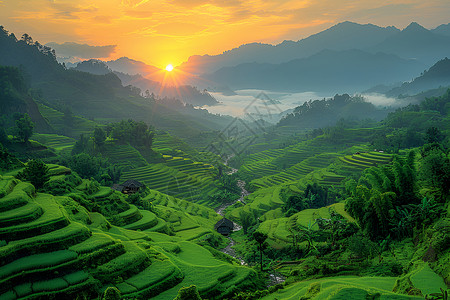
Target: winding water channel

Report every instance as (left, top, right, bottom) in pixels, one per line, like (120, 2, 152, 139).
(214, 156, 285, 286)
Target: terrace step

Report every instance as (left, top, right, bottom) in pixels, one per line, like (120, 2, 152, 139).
(0, 222, 91, 267)
(0, 195, 69, 241)
(0, 202, 43, 227)
(123, 210, 158, 231)
(92, 242, 149, 283)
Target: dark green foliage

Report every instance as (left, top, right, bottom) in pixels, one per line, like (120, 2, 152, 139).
(65, 153, 101, 178)
(0, 143, 21, 170)
(174, 285, 202, 300)
(72, 134, 90, 155)
(283, 195, 308, 217)
(425, 127, 445, 144)
(103, 286, 121, 300)
(14, 113, 34, 143)
(278, 94, 385, 129)
(239, 210, 257, 235)
(348, 233, 379, 259)
(94, 127, 106, 148)
(420, 88, 450, 115)
(419, 147, 450, 199)
(108, 119, 154, 147)
(210, 190, 239, 204)
(304, 183, 330, 209)
(345, 151, 420, 239)
(16, 159, 49, 189)
(43, 174, 82, 196)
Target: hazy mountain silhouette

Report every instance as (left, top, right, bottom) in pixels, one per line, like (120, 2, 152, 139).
(206, 49, 423, 93)
(181, 21, 400, 75)
(369, 22, 450, 66)
(432, 23, 450, 37)
(386, 57, 450, 97)
(73, 59, 218, 106)
(105, 57, 161, 80)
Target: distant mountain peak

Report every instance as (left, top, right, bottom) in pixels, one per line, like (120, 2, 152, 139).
(403, 22, 428, 33)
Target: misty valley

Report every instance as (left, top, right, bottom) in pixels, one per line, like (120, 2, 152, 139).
(0, 19, 450, 300)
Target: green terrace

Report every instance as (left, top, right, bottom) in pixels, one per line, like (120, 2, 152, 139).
(0, 172, 258, 299)
(121, 163, 218, 204)
(31, 133, 76, 155)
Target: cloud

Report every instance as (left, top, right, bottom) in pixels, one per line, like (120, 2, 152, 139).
(46, 42, 116, 58)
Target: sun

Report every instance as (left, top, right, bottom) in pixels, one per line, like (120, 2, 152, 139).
(165, 64, 174, 72)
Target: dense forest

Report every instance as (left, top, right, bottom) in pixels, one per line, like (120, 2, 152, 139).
(0, 23, 449, 300)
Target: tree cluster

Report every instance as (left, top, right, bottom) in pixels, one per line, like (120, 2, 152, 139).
(107, 119, 154, 147)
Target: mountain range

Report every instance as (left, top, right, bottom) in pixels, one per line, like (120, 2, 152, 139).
(86, 21, 450, 94)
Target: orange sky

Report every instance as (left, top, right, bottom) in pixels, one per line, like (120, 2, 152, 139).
(1, 0, 450, 68)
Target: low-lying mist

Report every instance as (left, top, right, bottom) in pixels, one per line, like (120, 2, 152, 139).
(201, 90, 404, 119)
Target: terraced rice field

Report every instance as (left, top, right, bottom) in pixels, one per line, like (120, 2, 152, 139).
(121, 162, 218, 204)
(250, 153, 339, 189)
(339, 151, 393, 171)
(261, 276, 421, 299)
(102, 143, 149, 170)
(0, 173, 257, 299)
(239, 132, 372, 182)
(228, 185, 284, 222)
(37, 104, 99, 138)
(31, 134, 76, 154)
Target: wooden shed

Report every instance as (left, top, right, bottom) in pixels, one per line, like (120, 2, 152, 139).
(214, 218, 234, 236)
(112, 180, 143, 194)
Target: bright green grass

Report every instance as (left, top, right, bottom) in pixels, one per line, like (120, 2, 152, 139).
(47, 164, 72, 176)
(228, 185, 284, 221)
(91, 186, 113, 199)
(410, 263, 447, 295)
(261, 276, 421, 300)
(122, 210, 158, 231)
(0, 222, 91, 262)
(258, 203, 355, 247)
(69, 233, 116, 254)
(0, 176, 19, 198)
(0, 201, 43, 227)
(0, 250, 78, 280)
(152, 241, 257, 299)
(0, 194, 69, 241)
(93, 241, 148, 281)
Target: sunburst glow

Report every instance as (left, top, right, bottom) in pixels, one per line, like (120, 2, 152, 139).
(165, 64, 174, 72)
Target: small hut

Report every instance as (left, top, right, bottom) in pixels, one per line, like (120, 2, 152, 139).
(112, 180, 143, 194)
(214, 218, 234, 236)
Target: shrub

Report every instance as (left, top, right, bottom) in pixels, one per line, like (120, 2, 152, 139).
(103, 287, 121, 300)
(174, 285, 202, 300)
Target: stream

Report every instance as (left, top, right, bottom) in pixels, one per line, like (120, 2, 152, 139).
(214, 155, 285, 286)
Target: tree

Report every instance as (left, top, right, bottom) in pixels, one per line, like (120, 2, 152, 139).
(94, 127, 106, 149)
(239, 210, 256, 235)
(425, 127, 444, 144)
(174, 285, 202, 300)
(67, 153, 101, 178)
(102, 287, 121, 300)
(283, 194, 308, 216)
(16, 159, 49, 189)
(15, 113, 34, 143)
(419, 148, 450, 199)
(253, 232, 268, 271)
